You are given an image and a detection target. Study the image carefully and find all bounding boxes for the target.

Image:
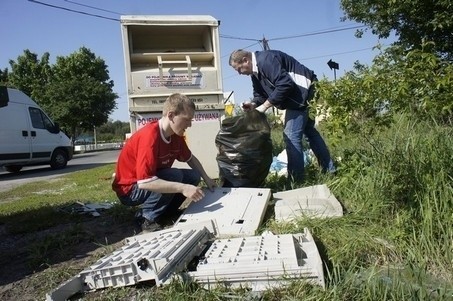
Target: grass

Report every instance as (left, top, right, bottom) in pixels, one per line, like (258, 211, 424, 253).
(0, 164, 119, 234)
(0, 113, 452, 300)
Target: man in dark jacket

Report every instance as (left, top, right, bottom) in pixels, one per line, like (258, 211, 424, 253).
(229, 49, 335, 182)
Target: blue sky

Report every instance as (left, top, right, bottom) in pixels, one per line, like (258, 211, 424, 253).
(0, 0, 392, 122)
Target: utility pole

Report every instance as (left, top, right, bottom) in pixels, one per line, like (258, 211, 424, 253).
(93, 125, 97, 150)
(327, 59, 339, 82)
(261, 36, 270, 50)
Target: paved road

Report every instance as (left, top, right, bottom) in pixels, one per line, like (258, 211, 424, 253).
(0, 150, 120, 193)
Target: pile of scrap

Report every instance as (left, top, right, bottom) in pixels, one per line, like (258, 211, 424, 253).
(274, 184, 343, 221)
(47, 185, 342, 300)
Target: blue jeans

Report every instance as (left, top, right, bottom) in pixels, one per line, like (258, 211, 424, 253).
(118, 168, 201, 222)
(283, 108, 335, 182)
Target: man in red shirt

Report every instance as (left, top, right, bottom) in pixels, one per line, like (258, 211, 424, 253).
(112, 93, 217, 232)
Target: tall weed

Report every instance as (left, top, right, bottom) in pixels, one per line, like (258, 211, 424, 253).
(326, 113, 452, 289)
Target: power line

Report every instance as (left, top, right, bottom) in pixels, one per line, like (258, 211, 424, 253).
(221, 24, 367, 58)
(62, 0, 123, 15)
(221, 24, 367, 52)
(219, 24, 366, 46)
(28, 0, 377, 77)
(301, 46, 378, 61)
(28, 0, 120, 22)
(222, 45, 386, 81)
(28, 1, 366, 47)
(221, 42, 261, 59)
(220, 34, 259, 42)
(268, 25, 366, 41)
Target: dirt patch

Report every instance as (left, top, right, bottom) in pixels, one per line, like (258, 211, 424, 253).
(0, 212, 137, 301)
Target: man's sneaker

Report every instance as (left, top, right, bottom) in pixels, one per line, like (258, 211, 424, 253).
(141, 219, 163, 232)
(135, 217, 162, 233)
(158, 208, 185, 226)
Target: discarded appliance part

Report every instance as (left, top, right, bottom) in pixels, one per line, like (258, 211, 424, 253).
(176, 187, 271, 237)
(58, 201, 114, 217)
(47, 188, 328, 300)
(46, 276, 84, 301)
(82, 226, 213, 288)
(46, 222, 215, 301)
(187, 228, 325, 290)
(273, 184, 343, 221)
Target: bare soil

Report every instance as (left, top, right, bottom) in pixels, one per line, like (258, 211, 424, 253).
(0, 212, 138, 301)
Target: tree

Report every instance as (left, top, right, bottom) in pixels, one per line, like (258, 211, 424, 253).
(340, 0, 453, 59)
(317, 44, 453, 145)
(7, 50, 52, 100)
(0, 68, 8, 86)
(96, 119, 130, 141)
(42, 47, 118, 138)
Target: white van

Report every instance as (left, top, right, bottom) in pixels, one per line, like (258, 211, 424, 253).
(0, 86, 73, 172)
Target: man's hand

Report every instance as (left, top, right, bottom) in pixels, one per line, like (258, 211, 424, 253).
(256, 100, 272, 113)
(204, 177, 217, 192)
(241, 102, 257, 111)
(256, 105, 268, 113)
(181, 184, 205, 202)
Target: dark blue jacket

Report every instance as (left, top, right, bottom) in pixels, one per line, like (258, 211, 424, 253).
(251, 50, 317, 110)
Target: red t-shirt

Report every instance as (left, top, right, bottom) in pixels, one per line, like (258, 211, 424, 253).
(112, 120, 192, 196)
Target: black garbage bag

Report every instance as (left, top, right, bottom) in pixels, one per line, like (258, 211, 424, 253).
(215, 110, 273, 187)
